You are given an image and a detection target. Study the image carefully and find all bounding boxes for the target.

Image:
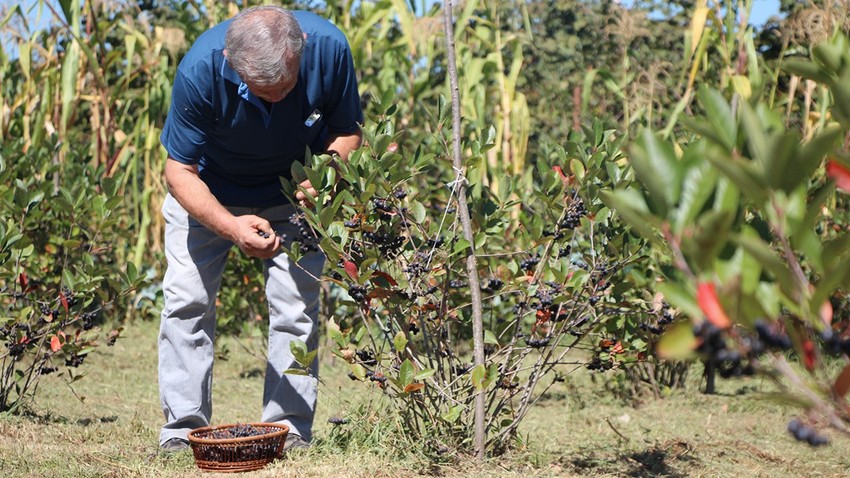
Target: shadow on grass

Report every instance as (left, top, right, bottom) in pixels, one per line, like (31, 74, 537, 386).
(564, 440, 697, 478)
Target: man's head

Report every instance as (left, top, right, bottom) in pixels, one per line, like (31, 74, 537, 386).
(225, 6, 304, 102)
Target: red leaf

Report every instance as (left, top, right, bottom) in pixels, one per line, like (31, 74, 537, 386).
(50, 335, 62, 352)
(834, 364, 850, 399)
(18, 272, 28, 290)
(827, 160, 850, 193)
(343, 260, 359, 280)
(802, 339, 817, 372)
(372, 270, 397, 287)
(535, 309, 551, 323)
(59, 291, 69, 313)
(696, 282, 732, 329)
(552, 165, 568, 178)
(404, 383, 424, 393)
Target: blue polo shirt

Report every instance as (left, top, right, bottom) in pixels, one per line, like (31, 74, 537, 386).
(160, 11, 363, 207)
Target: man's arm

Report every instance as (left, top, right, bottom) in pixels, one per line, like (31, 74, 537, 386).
(295, 129, 363, 202)
(325, 129, 363, 161)
(165, 159, 280, 259)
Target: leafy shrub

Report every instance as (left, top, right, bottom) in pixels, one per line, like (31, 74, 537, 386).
(280, 102, 659, 454)
(0, 137, 144, 413)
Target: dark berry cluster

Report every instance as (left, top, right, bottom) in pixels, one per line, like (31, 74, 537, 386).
(559, 197, 587, 230)
(586, 357, 614, 371)
(365, 370, 388, 387)
(819, 328, 850, 356)
(787, 419, 829, 446)
(558, 245, 572, 258)
(362, 231, 406, 256)
(343, 217, 361, 229)
(753, 320, 792, 352)
(65, 352, 85, 367)
(392, 188, 407, 199)
(449, 279, 466, 289)
(348, 285, 368, 302)
(520, 255, 541, 272)
(81, 311, 97, 331)
(694, 322, 756, 378)
(39, 366, 58, 375)
(356, 349, 377, 366)
(527, 337, 550, 349)
(61, 286, 79, 307)
(328, 416, 349, 425)
(480, 278, 504, 293)
(289, 213, 319, 253)
(371, 197, 395, 219)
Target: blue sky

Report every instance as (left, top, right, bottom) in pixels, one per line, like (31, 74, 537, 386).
(620, 0, 781, 26)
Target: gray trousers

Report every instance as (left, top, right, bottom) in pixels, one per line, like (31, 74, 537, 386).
(158, 193, 324, 445)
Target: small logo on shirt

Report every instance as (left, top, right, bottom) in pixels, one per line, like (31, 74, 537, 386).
(305, 109, 322, 127)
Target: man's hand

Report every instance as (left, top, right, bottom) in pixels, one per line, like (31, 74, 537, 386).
(295, 178, 317, 205)
(231, 215, 281, 259)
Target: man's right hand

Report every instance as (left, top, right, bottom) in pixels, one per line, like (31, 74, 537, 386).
(231, 215, 281, 259)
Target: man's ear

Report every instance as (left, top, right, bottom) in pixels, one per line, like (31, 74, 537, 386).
(223, 49, 228, 57)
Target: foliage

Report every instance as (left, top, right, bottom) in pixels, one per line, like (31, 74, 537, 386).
(603, 32, 850, 445)
(0, 136, 144, 413)
(274, 89, 660, 453)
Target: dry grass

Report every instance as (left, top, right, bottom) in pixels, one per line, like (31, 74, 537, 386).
(1, 320, 850, 477)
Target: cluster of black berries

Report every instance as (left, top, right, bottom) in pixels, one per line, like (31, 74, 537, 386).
(408, 320, 420, 335)
(6, 341, 26, 357)
(558, 245, 572, 258)
(347, 284, 368, 302)
(362, 231, 405, 256)
(356, 349, 377, 366)
(288, 213, 319, 253)
(449, 279, 466, 289)
(404, 261, 428, 279)
(214, 423, 263, 439)
(527, 337, 550, 349)
(343, 217, 361, 229)
(559, 197, 587, 230)
(81, 311, 97, 330)
(393, 188, 407, 199)
(365, 370, 388, 386)
(586, 356, 614, 371)
(65, 352, 85, 367)
(520, 255, 541, 272)
(481, 278, 504, 293)
(694, 322, 756, 378)
(426, 237, 444, 248)
(39, 303, 59, 321)
(371, 197, 395, 219)
(787, 419, 829, 446)
(61, 286, 79, 307)
(639, 304, 676, 335)
(39, 366, 58, 375)
(328, 416, 349, 425)
(752, 320, 793, 353)
(819, 328, 850, 356)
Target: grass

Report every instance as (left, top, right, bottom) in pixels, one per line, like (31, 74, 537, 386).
(2, 319, 850, 477)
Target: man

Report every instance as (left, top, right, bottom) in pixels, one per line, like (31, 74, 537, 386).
(157, 5, 362, 452)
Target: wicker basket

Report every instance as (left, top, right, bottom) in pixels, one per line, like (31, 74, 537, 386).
(187, 422, 289, 473)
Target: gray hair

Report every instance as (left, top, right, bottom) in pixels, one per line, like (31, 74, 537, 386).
(225, 6, 304, 87)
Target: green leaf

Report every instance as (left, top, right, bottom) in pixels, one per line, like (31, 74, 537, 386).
(399, 359, 414, 387)
(599, 189, 658, 240)
(672, 153, 718, 235)
(283, 368, 310, 376)
(782, 59, 833, 83)
(393, 331, 408, 353)
(657, 282, 701, 320)
(409, 200, 426, 224)
(442, 405, 463, 424)
(484, 329, 499, 345)
(656, 321, 697, 360)
(733, 230, 797, 298)
(414, 368, 435, 381)
(629, 130, 680, 216)
(697, 86, 737, 151)
(349, 363, 366, 381)
(471, 364, 486, 390)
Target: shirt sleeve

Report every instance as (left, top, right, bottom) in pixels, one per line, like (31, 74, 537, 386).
(160, 70, 213, 164)
(323, 40, 363, 134)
